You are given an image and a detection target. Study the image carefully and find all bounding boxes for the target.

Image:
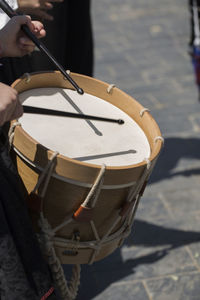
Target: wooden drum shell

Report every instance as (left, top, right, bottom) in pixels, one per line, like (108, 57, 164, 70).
(11, 71, 163, 264)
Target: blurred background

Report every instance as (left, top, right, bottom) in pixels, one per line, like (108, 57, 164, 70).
(63, 0, 200, 299)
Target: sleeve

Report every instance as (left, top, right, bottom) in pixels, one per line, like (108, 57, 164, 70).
(0, 0, 18, 30)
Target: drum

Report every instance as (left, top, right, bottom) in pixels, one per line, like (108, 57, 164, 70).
(10, 71, 163, 265)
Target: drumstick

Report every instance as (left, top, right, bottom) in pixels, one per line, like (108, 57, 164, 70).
(23, 105, 125, 125)
(0, 0, 84, 95)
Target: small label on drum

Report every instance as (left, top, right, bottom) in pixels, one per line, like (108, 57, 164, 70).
(62, 249, 78, 256)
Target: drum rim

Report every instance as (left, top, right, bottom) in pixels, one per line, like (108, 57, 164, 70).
(11, 71, 163, 184)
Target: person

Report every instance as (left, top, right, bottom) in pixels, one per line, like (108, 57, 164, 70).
(0, 15, 59, 300)
(188, 0, 200, 100)
(188, 0, 200, 47)
(24, 0, 94, 76)
(0, 15, 44, 126)
(0, 0, 94, 86)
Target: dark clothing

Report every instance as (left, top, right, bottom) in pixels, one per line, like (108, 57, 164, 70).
(0, 3, 93, 297)
(30, 0, 94, 76)
(0, 130, 57, 300)
(0, 0, 93, 85)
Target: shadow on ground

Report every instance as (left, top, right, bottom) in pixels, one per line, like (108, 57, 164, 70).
(63, 137, 200, 299)
(64, 219, 200, 299)
(150, 137, 200, 183)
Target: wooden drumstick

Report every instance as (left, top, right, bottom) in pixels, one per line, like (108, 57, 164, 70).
(0, 0, 84, 95)
(23, 105, 125, 125)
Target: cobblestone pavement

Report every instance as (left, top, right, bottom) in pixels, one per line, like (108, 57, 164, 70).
(64, 0, 200, 299)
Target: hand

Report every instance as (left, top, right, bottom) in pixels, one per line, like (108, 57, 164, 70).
(0, 83, 23, 126)
(0, 15, 46, 57)
(17, 0, 63, 21)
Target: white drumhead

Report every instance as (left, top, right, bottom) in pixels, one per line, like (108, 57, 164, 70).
(19, 88, 150, 166)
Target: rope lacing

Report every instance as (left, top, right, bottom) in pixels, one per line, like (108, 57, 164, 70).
(30, 151, 81, 300)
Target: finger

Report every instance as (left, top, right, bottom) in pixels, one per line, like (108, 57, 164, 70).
(31, 21, 46, 37)
(17, 41, 35, 56)
(43, 2, 53, 9)
(35, 28, 46, 39)
(11, 88, 18, 97)
(40, 0, 63, 6)
(10, 100, 23, 120)
(0, 114, 6, 126)
(19, 37, 35, 47)
(19, 44, 35, 54)
(13, 15, 35, 33)
(11, 106, 23, 120)
(39, 10, 54, 21)
(24, 15, 36, 33)
(15, 104, 24, 119)
(48, 0, 63, 2)
(32, 9, 54, 21)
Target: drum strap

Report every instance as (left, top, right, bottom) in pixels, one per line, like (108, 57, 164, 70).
(9, 124, 81, 299)
(37, 163, 105, 299)
(38, 215, 81, 300)
(30, 151, 81, 300)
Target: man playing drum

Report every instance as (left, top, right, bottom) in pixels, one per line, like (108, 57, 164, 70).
(0, 15, 59, 300)
(0, 0, 93, 85)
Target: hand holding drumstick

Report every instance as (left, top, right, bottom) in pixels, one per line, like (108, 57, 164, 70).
(0, 15, 46, 125)
(0, 15, 45, 57)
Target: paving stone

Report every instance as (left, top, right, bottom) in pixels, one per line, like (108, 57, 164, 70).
(62, 0, 200, 299)
(91, 282, 149, 300)
(188, 243, 200, 267)
(146, 273, 200, 300)
(135, 196, 172, 225)
(120, 245, 198, 280)
(162, 188, 200, 217)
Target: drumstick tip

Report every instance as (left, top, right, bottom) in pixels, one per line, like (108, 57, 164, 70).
(77, 87, 84, 95)
(118, 119, 124, 125)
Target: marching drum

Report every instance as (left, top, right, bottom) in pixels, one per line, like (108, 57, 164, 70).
(10, 71, 163, 265)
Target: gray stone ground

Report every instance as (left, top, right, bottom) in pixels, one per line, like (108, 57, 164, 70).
(64, 0, 200, 299)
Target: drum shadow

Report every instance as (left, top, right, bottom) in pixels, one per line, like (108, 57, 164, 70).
(20, 86, 58, 103)
(73, 149, 137, 162)
(63, 219, 200, 299)
(126, 219, 200, 248)
(31, 137, 200, 298)
(23, 87, 103, 136)
(59, 89, 103, 136)
(149, 137, 200, 184)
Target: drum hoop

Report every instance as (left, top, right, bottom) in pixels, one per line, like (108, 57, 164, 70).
(13, 146, 138, 189)
(11, 71, 163, 184)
